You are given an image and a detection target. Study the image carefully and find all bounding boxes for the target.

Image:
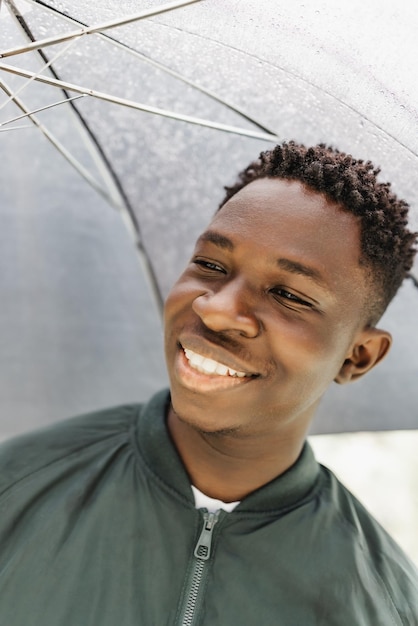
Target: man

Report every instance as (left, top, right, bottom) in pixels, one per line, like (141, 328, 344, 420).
(0, 142, 417, 625)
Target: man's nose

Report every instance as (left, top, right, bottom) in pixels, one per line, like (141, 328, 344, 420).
(192, 280, 260, 338)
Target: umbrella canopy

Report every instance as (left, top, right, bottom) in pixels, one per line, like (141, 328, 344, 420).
(0, 0, 417, 438)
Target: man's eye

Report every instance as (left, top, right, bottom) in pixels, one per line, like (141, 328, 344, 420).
(271, 288, 312, 308)
(193, 259, 226, 273)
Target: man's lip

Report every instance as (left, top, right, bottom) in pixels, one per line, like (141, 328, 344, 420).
(178, 337, 260, 377)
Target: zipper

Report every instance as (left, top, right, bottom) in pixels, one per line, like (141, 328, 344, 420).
(177, 510, 220, 626)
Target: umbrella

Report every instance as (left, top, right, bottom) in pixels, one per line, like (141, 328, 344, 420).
(0, 0, 417, 439)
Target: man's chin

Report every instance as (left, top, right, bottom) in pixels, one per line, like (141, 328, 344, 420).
(169, 398, 245, 438)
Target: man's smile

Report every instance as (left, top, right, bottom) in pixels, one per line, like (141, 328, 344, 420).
(173, 340, 259, 393)
(183, 347, 251, 378)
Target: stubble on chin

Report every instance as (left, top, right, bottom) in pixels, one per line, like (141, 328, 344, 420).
(168, 401, 246, 439)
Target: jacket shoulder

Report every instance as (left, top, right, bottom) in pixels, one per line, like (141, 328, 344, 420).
(321, 465, 418, 624)
(0, 404, 142, 498)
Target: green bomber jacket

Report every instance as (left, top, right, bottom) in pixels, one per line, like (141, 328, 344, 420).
(0, 389, 417, 625)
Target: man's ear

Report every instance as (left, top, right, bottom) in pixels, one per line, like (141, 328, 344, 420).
(335, 328, 392, 384)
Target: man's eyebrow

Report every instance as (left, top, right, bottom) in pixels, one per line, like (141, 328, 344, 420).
(197, 232, 329, 290)
(197, 230, 234, 251)
(276, 257, 328, 288)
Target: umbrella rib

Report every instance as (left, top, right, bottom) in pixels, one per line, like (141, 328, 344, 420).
(0, 79, 125, 206)
(0, 94, 87, 127)
(2, 3, 85, 111)
(0, 78, 165, 316)
(407, 272, 418, 290)
(20, 0, 277, 137)
(0, 62, 279, 143)
(0, 124, 33, 132)
(0, 0, 203, 59)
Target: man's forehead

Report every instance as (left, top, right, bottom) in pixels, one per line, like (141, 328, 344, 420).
(208, 178, 361, 244)
(220, 177, 335, 209)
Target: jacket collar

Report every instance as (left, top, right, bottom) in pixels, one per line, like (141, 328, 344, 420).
(135, 389, 321, 514)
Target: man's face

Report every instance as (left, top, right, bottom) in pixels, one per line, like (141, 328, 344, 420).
(164, 178, 371, 437)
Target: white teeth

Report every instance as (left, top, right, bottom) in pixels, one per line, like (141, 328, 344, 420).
(184, 349, 205, 367)
(214, 363, 229, 376)
(201, 358, 218, 373)
(183, 348, 248, 378)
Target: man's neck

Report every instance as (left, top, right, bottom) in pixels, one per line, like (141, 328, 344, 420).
(167, 405, 310, 502)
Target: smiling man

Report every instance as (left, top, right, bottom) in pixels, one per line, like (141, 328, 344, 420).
(0, 142, 417, 625)
(165, 174, 393, 503)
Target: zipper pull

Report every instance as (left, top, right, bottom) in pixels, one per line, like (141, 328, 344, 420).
(193, 510, 220, 561)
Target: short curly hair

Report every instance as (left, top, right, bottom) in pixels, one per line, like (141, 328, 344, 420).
(219, 141, 417, 325)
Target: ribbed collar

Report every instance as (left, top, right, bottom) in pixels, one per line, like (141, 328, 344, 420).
(135, 389, 321, 514)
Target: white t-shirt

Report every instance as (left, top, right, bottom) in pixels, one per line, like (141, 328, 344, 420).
(191, 485, 240, 513)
